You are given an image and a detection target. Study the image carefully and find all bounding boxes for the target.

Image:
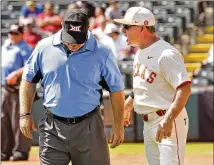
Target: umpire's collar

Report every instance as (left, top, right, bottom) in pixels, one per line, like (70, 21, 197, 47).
(52, 30, 96, 51)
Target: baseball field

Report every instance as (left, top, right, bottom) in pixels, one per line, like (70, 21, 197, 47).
(2, 142, 213, 165)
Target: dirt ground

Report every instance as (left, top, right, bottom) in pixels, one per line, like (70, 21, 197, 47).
(2, 153, 213, 165)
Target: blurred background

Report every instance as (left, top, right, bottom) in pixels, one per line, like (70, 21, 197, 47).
(1, 0, 213, 159)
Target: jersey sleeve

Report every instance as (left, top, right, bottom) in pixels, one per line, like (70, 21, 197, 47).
(101, 50, 124, 92)
(22, 42, 42, 83)
(159, 49, 191, 89)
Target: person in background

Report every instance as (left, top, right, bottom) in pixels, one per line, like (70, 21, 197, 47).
(77, 1, 96, 18)
(104, 23, 131, 60)
(1, 24, 33, 161)
(89, 7, 105, 30)
(67, 2, 78, 11)
(91, 16, 107, 38)
(19, 0, 43, 25)
(35, 2, 62, 36)
(105, 1, 122, 22)
(23, 19, 42, 49)
(92, 17, 117, 56)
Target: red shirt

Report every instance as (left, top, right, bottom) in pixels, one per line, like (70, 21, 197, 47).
(23, 32, 42, 48)
(36, 13, 62, 33)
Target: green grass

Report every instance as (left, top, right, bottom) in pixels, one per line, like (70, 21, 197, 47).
(185, 142, 213, 156)
(31, 142, 213, 156)
(109, 142, 213, 156)
(109, 143, 145, 155)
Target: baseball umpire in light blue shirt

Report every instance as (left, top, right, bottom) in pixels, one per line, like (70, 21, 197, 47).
(19, 9, 125, 165)
(1, 24, 33, 161)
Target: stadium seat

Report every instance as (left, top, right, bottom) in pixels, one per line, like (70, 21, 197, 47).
(174, 2, 197, 23)
(138, 2, 152, 10)
(188, 44, 212, 53)
(1, 2, 9, 11)
(7, 4, 22, 11)
(167, 12, 188, 33)
(202, 63, 214, 71)
(158, 17, 183, 42)
(197, 69, 214, 82)
(196, 34, 214, 43)
(152, 1, 175, 9)
(1, 36, 8, 44)
(157, 26, 174, 43)
(188, 72, 193, 79)
(118, 2, 130, 11)
(192, 77, 209, 86)
(183, 53, 208, 62)
(153, 8, 167, 20)
(185, 63, 201, 72)
(1, 14, 11, 19)
(205, 25, 214, 34)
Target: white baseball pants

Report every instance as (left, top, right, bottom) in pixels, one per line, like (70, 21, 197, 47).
(143, 108, 189, 165)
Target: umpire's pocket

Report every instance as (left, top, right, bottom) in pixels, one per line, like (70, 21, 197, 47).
(95, 110, 104, 129)
(38, 115, 47, 130)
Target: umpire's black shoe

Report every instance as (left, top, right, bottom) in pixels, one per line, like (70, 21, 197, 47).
(1, 153, 10, 161)
(10, 151, 29, 161)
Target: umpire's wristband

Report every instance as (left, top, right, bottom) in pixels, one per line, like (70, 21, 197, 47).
(20, 112, 31, 118)
(130, 91, 134, 99)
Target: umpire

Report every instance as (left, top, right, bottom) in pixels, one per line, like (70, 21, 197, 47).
(19, 9, 125, 165)
(1, 24, 33, 161)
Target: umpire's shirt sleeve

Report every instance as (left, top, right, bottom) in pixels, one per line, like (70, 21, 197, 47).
(22, 42, 42, 83)
(101, 50, 124, 92)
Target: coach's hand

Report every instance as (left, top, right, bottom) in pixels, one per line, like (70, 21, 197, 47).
(124, 110, 131, 127)
(156, 118, 173, 143)
(109, 124, 124, 149)
(124, 96, 134, 127)
(20, 115, 38, 139)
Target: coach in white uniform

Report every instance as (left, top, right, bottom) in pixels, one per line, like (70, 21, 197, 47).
(114, 7, 191, 165)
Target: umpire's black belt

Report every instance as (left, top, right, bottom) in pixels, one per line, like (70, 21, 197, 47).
(46, 107, 98, 124)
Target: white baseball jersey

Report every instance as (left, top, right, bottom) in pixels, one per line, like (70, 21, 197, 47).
(133, 39, 191, 114)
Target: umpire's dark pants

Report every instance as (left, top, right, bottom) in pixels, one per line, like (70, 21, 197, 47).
(39, 109, 110, 165)
(1, 86, 31, 156)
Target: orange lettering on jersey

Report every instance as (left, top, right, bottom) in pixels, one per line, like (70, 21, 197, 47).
(140, 66, 147, 79)
(147, 72, 157, 83)
(133, 64, 141, 77)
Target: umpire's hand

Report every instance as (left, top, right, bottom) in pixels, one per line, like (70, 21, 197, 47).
(109, 124, 124, 149)
(20, 116, 38, 139)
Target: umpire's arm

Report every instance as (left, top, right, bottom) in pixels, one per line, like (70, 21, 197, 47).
(19, 41, 42, 139)
(101, 50, 125, 148)
(109, 90, 125, 148)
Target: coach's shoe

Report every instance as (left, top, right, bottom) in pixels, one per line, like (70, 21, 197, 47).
(10, 151, 29, 161)
(1, 153, 10, 161)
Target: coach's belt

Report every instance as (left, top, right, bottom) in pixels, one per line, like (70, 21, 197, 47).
(142, 110, 166, 122)
(46, 107, 98, 124)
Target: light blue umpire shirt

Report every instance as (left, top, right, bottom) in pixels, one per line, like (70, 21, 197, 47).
(1, 39, 33, 85)
(22, 30, 124, 117)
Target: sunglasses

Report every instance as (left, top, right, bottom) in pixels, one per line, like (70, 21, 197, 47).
(123, 25, 137, 30)
(8, 32, 20, 35)
(123, 25, 145, 31)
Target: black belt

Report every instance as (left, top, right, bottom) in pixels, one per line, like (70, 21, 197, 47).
(46, 107, 99, 124)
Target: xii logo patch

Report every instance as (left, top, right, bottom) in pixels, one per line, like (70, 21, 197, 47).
(69, 24, 81, 32)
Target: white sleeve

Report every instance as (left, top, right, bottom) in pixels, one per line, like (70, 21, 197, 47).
(120, 35, 130, 50)
(159, 49, 191, 89)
